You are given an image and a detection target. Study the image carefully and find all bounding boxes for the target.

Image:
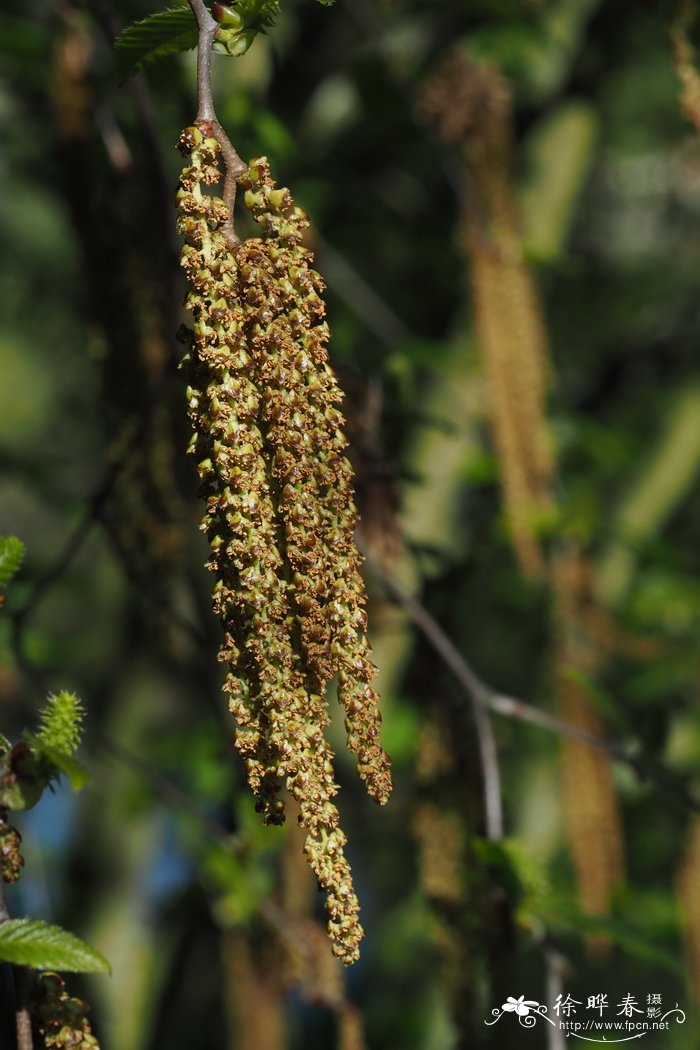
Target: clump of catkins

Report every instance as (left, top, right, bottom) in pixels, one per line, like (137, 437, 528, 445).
(0, 818, 24, 883)
(31, 973, 100, 1050)
(176, 126, 392, 963)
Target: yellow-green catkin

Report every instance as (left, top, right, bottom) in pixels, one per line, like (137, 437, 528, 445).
(422, 53, 554, 578)
(176, 127, 392, 963)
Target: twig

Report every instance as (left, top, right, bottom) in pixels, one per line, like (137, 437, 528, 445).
(0, 878, 34, 1050)
(9, 418, 150, 688)
(13, 968, 33, 1050)
(543, 938, 567, 1050)
(369, 559, 700, 815)
(361, 551, 505, 838)
(187, 0, 247, 249)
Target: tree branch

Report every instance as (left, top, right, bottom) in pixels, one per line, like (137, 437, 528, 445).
(0, 874, 34, 1050)
(13, 967, 33, 1050)
(187, 0, 247, 249)
(361, 548, 505, 838)
(369, 559, 700, 815)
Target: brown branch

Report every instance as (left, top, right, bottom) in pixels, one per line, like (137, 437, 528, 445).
(0, 876, 34, 1050)
(359, 549, 505, 839)
(369, 559, 700, 815)
(187, 0, 247, 249)
(9, 417, 152, 691)
(542, 937, 568, 1050)
(13, 968, 33, 1050)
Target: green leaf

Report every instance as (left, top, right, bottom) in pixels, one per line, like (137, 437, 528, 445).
(0, 920, 110, 973)
(114, 6, 197, 80)
(0, 536, 25, 591)
(38, 746, 92, 791)
(0, 744, 45, 812)
(227, 0, 279, 32)
(211, 0, 279, 55)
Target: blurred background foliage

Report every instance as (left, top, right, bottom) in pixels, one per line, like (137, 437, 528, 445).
(2, 0, 700, 1047)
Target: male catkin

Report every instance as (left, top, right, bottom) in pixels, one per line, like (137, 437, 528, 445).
(176, 127, 391, 963)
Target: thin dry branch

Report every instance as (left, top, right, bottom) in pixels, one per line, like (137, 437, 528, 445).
(0, 878, 34, 1050)
(369, 559, 700, 815)
(187, 0, 247, 247)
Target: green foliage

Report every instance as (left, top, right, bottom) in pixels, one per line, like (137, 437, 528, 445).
(0, 693, 90, 811)
(3, 0, 700, 1042)
(0, 920, 110, 974)
(539, 899, 685, 977)
(0, 745, 44, 811)
(210, 0, 281, 57)
(213, 0, 279, 34)
(0, 535, 25, 592)
(472, 835, 549, 919)
(35, 746, 91, 792)
(114, 5, 197, 79)
(115, 0, 285, 76)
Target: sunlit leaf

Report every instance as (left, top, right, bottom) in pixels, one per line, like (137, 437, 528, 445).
(0, 920, 110, 973)
(38, 746, 92, 791)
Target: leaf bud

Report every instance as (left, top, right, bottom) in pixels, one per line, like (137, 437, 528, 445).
(211, 2, 243, 28)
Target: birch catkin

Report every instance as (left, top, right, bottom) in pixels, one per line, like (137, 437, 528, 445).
(422, 54, 554, 577)
(176, 127, 391, 963)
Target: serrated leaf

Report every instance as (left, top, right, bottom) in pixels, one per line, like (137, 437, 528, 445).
(38, 746, 92, 791)
(114, 6, 197, 80)
(0, 920, 110, 973)
(0, 536, 25, 591)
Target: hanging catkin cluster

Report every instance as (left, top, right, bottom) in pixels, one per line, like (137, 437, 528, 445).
(31, 973, 100, 1050)
(552, 549, 624, 945)
(176, 126, 391, 963)
(422, 53, 554, 577)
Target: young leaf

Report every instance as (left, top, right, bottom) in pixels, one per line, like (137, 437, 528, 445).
(213, 0, 279, 33)
(37, 746, 91, 792)
(0, 920, 110, 973)
(0, 536, 25, 591)
(114, 5, 197, 80)
(211, 0, 280, 55)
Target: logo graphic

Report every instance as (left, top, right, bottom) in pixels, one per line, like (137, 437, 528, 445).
(484, 993, 686, 1042)
(486, 997, 556, 1029)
